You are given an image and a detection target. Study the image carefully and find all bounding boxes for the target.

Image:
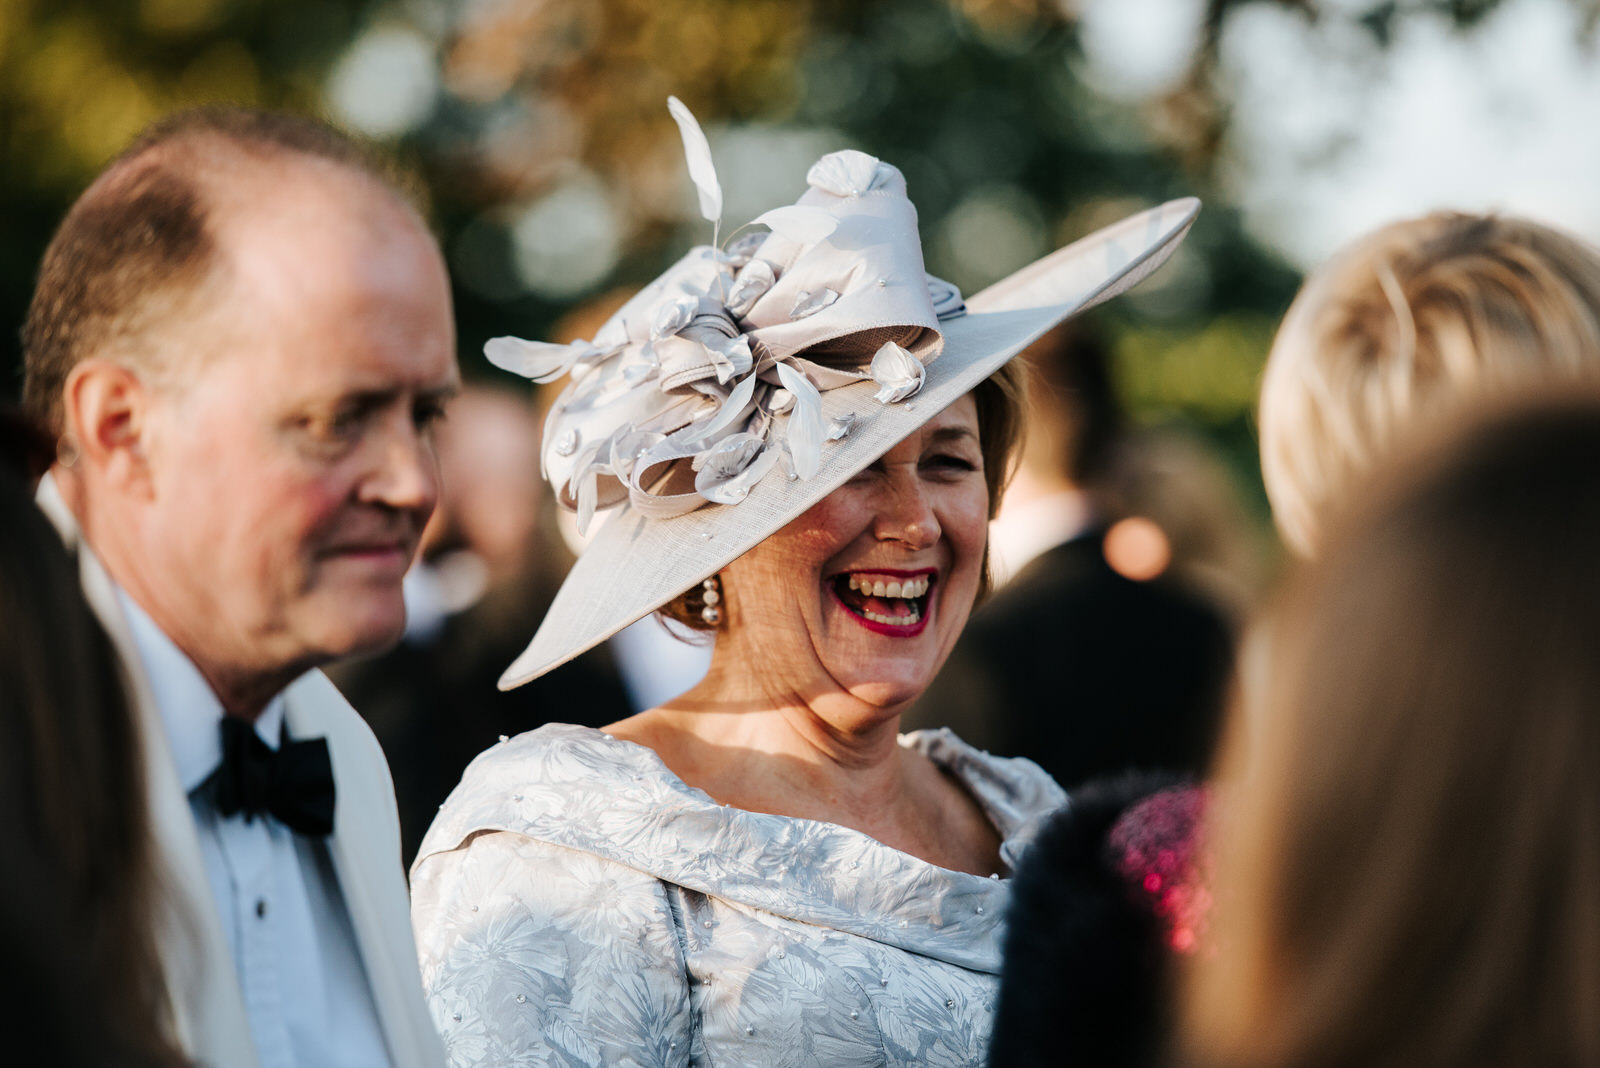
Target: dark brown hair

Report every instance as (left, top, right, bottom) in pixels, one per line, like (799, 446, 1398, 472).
(1184, 388, 1600, 1068)
(660, 360, 1029, 631)
(22, 106, 409, 437)
(0, 417, 184, 1065)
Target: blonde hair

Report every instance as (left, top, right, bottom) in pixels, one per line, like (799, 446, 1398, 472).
(1259, 212, 1600, 557)
(1183, 391, 1600, 1068)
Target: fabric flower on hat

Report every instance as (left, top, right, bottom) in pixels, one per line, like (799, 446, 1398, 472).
(486, 97, 967, 533)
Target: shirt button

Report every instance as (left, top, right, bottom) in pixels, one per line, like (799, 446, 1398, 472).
(255, 898, 268, 919)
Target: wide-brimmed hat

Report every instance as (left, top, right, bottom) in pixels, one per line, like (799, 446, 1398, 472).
(489, 99, 1199, 689)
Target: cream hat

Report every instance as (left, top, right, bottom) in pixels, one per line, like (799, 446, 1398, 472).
(489, 99, 1199, 688)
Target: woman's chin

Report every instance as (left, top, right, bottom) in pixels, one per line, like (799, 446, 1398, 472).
(839, 674, 933, 717)
(817, 618, 949, 715)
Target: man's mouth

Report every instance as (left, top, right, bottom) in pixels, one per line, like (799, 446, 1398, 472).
(829, 569, 936, 635)
(329, 542, 409, 558)
(321, 537, 416, 571)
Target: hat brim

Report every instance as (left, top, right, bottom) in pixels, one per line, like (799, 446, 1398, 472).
(499, 197, 1201, 689)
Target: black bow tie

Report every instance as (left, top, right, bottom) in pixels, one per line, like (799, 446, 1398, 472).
(209, 717, 336, 837)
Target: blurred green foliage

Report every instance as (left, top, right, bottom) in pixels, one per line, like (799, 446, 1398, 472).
(10, 0, 1526, 522)
(0, 0, 355, 390)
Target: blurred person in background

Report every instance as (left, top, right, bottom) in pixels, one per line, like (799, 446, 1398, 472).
(985, 209, 1600, 1068)
(905, 317, 1240, 791)
(0, 408, 186, 1068)
(1094, 429, 1262, 622)
(1182, 390, 1600, 1068)
(23, 107, 450, 1067)
(974, 325, 1242, 1064)
(331, 384, 632, 864)
(1260, 211, 1600, 559)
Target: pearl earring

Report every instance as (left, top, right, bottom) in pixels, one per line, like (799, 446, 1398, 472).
(700, 574, 723, 626)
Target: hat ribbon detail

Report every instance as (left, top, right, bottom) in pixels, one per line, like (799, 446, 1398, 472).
(487, 100, 967, 534)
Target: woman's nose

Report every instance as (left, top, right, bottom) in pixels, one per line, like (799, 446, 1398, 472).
(873, 473, 940, 550)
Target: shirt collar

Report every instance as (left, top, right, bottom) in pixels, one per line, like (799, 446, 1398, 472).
(114, 585, 287, 793)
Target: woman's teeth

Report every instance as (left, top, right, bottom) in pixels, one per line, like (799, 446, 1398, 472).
(860, 605, 921, 625)
(841, 573, 930, 626)
(846, 574, 931, 599)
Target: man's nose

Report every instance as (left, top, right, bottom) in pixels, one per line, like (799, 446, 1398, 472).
(361, 417, 439, 515)
(873, 472, 940, 550)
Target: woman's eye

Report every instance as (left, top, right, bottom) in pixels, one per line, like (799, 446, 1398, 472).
(925, 453, 978, 474)
(847, 463, 883, 485)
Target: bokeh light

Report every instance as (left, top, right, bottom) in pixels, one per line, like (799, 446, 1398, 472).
(934, 185, 1049, 294)
(328, 24, 439, 138)
(510, 174, 623, 299)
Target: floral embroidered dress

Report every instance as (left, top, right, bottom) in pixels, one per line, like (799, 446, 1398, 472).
(410, 723, 1065, 1067)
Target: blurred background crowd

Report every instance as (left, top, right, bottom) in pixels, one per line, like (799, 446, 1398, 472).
(5, 0, 1599, 857)
(10, 3, 1600, 1066)
(9, 0, 1600, 856)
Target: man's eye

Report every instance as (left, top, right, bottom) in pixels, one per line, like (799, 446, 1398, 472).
(295, 409, 361, 447)
(413, 400, 448, 432)
(311, 413, 357, 439)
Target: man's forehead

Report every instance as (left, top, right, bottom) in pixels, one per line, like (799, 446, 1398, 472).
(208, 160, 444, 320)
(211, 154, 422, 253)
(160, 163, 454, 397)
(181, 338, 460, 421)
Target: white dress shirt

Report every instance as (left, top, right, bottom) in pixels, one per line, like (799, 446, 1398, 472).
(118, 589, 394, 1068)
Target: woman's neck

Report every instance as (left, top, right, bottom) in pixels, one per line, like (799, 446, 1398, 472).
(611, 683, 908, 816)
(605, 671, 1002, 875)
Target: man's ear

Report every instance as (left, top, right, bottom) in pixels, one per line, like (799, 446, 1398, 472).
(62, 359, 157, 496)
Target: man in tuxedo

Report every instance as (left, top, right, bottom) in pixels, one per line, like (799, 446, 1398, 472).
(23, 108, 454, 1068)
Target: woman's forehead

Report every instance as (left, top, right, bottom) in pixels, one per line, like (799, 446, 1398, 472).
(928, 391, 972, 428)
(915, 393, 980, 438)
(867, 396, 980, 468)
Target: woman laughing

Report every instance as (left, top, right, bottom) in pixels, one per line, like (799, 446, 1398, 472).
(410, 99, 1198, 1068)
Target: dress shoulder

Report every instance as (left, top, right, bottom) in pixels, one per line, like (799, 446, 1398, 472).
(414, 723, 656, 863)
(900, 726, 1068, 870)
(410, 724, 702, 1064)
(411, 827, 694, 1067)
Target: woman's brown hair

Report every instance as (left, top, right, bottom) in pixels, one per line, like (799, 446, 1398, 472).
(660, 360, 1028, 631)
(1183, 389, 1600, 1068)
(0, 412, 184, 1066)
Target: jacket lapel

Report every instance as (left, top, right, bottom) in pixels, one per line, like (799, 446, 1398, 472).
(285, 673, 447, 1068)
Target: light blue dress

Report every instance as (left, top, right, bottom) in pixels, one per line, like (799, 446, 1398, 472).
(410, 723, 1065, 1067)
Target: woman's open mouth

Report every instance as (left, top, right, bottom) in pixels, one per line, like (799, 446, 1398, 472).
(829, 569, 936, 636)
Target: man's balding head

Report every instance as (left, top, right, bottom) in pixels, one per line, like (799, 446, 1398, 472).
(22, 107, 420, 438)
